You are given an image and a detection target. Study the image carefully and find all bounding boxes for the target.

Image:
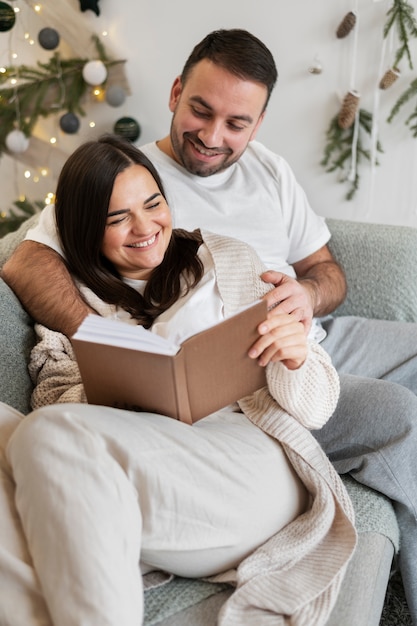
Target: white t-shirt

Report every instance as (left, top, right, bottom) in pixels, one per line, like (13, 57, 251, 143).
(120, 243, 225, 346)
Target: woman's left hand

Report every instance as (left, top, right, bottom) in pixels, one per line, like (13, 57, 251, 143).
(248, 311, 308, 370)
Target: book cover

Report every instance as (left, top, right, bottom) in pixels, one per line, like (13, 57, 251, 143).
(71, 299, 268, 424)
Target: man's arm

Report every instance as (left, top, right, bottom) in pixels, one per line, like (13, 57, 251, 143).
(292, 244, 347, 316)
(261, 245, 347, 334)
(1, 241, 93, 336)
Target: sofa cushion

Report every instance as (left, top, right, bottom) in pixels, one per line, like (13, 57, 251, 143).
(326, 218, 417, 323)
(0, 278, 35, 414)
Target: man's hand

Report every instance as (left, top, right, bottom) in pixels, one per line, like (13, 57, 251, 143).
(259, 245, 347, 335)
(248, 311, 307, 370)
(261, 270, 314, 335)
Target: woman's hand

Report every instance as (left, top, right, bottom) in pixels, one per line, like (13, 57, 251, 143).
(248, 310, 308, 370)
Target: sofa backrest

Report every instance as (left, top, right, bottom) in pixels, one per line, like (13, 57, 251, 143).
(327, 218, 417, 323)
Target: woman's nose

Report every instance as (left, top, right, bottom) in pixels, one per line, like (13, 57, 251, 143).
(131, 214, 151, 235)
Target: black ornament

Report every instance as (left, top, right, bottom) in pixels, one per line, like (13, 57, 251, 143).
(38, 27, 60, 50)
(113, 117, 141, 142)
(59, 112, 80, 134)
(0, 2, 16, 32)
(79, 0, 100, 16)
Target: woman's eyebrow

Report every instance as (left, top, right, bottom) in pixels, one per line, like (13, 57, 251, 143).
(107, 193, 161, 217)
(107, 208, 129, 218)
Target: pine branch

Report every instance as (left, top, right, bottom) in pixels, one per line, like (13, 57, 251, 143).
(0, 198, 44, 238)
(321, 109, 383, 200)
(384, 0, 417, 70)
(387, 76, 417, 122)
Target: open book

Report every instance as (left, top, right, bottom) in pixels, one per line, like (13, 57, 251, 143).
(71, 299, 268, 424)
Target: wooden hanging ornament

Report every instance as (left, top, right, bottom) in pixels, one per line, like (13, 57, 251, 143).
(379, 67, 401, 90)
(338, 90, 360, 129)
(336, 11, 357, 38)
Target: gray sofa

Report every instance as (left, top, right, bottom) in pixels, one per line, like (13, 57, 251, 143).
(1, 216, 416, 625)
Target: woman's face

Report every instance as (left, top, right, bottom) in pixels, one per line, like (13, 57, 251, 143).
(101, 164, 172, 280)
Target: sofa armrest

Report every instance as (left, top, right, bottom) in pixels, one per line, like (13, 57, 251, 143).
(326, 218, 417, 322)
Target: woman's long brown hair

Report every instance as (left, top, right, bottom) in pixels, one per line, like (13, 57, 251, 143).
(55, 134, 203, 328)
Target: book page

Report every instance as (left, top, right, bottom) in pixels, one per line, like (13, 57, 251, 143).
(73, 300, 263, 358)
(73, 315, 179, 356)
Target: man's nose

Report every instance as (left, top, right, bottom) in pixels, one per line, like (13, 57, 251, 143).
(198, 120, 223, 148)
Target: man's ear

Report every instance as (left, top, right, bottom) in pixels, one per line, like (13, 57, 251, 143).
(250, 110, 266, 141)
(168, 76, 182, 112)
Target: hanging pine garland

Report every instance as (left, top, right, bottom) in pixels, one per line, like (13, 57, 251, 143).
(387, 76, 417, 133)
(385, 1, 417, 135)
(384, 0, 417, 71)
(321, 109, 383, 201)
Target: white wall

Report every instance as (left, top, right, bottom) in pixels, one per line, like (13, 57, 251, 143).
(2, 0, 417, 226)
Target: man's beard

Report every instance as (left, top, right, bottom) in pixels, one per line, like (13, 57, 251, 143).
(170, 126, 240, 177)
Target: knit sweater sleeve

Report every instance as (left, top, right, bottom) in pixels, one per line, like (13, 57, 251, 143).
(29, 323, 86, 409)
(265, 341, 340, 430)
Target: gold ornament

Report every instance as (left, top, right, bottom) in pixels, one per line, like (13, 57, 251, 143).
(336, 11, 357, 39)
(338, 90, 360, 129)
(379, 67, 401, 90)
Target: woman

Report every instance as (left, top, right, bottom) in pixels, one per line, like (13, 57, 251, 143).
(8, 135, 355, 625)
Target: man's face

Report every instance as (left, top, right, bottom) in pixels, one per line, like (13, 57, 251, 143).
(168, 59, 268, 177)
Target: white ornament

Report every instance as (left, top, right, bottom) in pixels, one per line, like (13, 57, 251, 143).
(5, 129, 29, 153)
(82, 60, 108, 86)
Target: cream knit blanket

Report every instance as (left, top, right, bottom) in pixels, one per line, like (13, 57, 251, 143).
(29, 230, 357, 625)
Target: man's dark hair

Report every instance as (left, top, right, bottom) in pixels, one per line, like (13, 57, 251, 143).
(180, 29, 278, 110)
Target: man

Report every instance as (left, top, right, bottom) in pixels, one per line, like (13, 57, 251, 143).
(3, 28, 417, 621)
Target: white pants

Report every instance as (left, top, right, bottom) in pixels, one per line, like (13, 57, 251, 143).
(1, 402, 308, 626)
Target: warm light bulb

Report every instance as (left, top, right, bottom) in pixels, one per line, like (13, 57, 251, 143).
(89, 121, 96, 128)
(24, 170, 31, 179)
(40, 168, 48, 177)
(34, 5, 41, 12)
(50, 137, 57, 144)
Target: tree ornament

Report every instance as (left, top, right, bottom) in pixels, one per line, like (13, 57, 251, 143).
(379, 67, 401, 90)
(79, 0, 100, 16)
(338, 90, 360, 129)
(5, 129, 29, 153)
(336, 11, 357, 39)
(308, 55, 323, 75)
(105, 84, 126, 107)
(82, 59, 107, 85)
(0, 2, 16, 32)
(38, 27, 60, 51)
(59, 112, 80, 134)
(114, 117, 141, 142)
